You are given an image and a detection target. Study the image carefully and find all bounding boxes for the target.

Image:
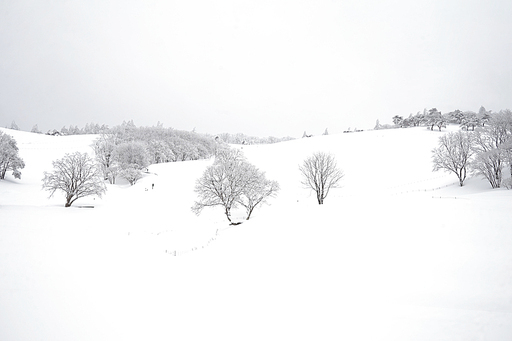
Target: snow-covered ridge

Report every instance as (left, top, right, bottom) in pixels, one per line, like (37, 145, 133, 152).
(1, 125, 512, 341)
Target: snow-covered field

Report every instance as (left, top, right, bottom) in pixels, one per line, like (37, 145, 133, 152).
(1, 126, 512, 340)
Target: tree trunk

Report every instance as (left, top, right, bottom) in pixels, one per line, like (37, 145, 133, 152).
(0, 165, 7, 179)
(66, 196, 76, 207)
(246, 207, 254, 220)
(458, 168, 466, 186)
(224, 207, 232, 223)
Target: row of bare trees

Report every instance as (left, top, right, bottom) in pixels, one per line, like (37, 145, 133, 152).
(37, 145, 343, 220)
(432, 110, 512, 188)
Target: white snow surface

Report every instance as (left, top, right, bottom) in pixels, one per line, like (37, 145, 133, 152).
(1, 126, 512, 340)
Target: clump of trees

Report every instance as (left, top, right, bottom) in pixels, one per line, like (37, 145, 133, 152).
(388, 106, 494, 132)
(42, 152, 106, 207)
(432, 109, 512, 188)
(92, 121, 222, 185)
(192, 149, 279, 223)
(392, 108, 447, 131)
(0, 131, 25, 180)
(299, 152, 344, 204)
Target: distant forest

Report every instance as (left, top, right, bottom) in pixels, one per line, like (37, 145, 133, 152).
(8, 120, 294, 145)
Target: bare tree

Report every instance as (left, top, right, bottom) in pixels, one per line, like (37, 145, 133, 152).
(236, 164, 280, 220)
(42, 152, 106, 207)
(0, 131, 25, 180)
(432, 131, 474, 186)
(470, 130, 504, 189)
(192, 149, 247, 223)
(299, 152, 344, 204)
(192, 149, 279, 223)
(470, 111, 512, 188)
(471, 146, 503, 188)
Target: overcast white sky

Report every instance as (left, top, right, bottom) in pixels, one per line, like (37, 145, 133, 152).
(1, 0, 512, 137)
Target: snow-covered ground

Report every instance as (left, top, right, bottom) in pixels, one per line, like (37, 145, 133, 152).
(1, 126, 511, 340)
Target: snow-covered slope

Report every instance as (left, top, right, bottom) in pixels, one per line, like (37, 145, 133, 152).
(1, 126, 511, 341)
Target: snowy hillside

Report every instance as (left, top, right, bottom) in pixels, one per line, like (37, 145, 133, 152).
(1, 126, 512, 340)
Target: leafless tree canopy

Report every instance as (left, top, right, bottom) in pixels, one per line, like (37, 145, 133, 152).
(42, 152, 106, 207)
(192, 149, 279, 223)
(432, 131, 474, 186)
(299, 152, 344, 205)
